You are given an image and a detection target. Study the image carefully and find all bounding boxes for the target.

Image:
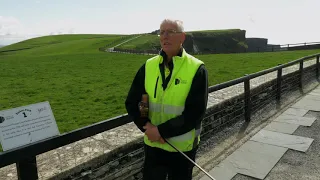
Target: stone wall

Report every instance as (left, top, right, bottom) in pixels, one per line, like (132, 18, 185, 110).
(192, 30, 247, 54)
(49, 63, 319, 180)
(246, 38, 268, 52)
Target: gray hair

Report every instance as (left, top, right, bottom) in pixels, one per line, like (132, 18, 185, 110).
(160, 19, 184, 32)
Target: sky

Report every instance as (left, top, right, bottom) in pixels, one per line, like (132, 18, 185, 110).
(0, 0, 319, 45)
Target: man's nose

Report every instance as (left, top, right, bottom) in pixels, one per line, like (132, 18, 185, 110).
(161, 36, 169, 41)
(162, 32, 170, 37)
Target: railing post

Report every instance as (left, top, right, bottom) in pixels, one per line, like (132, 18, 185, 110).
(244, 75, 251, 122)
(16, 156, 38, 180)
(316, 56, 319, 80)
(276, 64, 282, 104)
(299, 61, 304, 89)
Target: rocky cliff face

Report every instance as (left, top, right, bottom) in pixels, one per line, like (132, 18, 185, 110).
(183, 29, 247, 54)
(246, 38, 268, 52)
(182, 34, 194, 52)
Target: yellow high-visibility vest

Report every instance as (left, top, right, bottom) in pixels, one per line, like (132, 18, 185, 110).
(144, 49, 204, 152)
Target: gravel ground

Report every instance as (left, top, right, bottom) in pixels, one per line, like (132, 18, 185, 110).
(232, 110, 320, 180)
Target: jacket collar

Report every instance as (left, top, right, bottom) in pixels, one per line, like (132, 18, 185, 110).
(159, 47, 185, 64)
(159, 47, 183, 58)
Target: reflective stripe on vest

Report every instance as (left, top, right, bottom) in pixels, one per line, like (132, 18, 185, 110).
(149, 102, 184, 115)
(168, 127, 201, 144)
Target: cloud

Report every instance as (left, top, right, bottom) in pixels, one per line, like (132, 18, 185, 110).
(27, 18, 79, 35)
(0, 16, 24, 35)
(0, 16, 40, 45)
(0, 34, 39, 45)
(0, 16, 20, 25)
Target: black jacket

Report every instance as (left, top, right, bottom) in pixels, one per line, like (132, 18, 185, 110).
(125, 49, 208, 139)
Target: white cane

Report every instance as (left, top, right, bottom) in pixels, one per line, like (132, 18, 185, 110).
(163, 138, 216, 180)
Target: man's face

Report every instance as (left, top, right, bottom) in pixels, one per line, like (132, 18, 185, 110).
(159, 23, 185, 55)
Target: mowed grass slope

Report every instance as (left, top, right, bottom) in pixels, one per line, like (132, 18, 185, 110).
(8, 37, 121, 55)
(200, 50, 320, 85)
(0, 34, 320, 136)
(0, 34, 123, 52)
(0, 53, 147, 133)
(0, 34, 140, 134)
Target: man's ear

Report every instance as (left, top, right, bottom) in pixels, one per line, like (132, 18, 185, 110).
(181, 32, 186, 44)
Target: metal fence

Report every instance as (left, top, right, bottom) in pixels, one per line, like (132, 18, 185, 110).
(109, 41, 320, 55)
(246, 41, 320, 53)
(0, 53, 319, 180)
(191, 41, 320, 54)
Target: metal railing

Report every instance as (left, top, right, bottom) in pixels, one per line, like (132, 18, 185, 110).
(0, 53, 319, 180)
(245, 41, 320, 53)
(209, 53, 320, 122)
(192, 41, 320, 54)
(107, 40, 320, 55)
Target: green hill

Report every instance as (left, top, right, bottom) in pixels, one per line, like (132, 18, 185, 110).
(116, 29, 247, 53)
(0, 34, 129, 54)
(0, 34, 319, 137)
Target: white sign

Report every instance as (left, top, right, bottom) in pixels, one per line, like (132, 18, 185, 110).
(0, 101, 60, 151)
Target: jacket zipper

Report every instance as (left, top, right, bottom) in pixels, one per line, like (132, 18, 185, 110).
(154, 76, 159, 98)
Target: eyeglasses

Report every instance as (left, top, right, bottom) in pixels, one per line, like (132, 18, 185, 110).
(158, 29, 182, 36)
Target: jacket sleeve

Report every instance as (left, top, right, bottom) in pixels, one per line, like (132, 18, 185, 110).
(125, 63, 150, 133)
(157, 64, 209, 138)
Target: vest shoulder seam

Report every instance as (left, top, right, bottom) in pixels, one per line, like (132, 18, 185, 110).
(146, 55, 161, 62)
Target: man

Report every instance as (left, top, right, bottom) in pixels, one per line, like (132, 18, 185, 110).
(125, 19, 208, 180)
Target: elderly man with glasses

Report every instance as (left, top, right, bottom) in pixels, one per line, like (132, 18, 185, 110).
(125, 19, 208, 180)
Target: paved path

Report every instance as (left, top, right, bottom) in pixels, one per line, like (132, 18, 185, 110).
(200, 85, 320, 180)
(106, 35, 143, 52)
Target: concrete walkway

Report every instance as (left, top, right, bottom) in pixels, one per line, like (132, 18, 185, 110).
(106, 35, 143, 53)
(200, 85, 320, 180)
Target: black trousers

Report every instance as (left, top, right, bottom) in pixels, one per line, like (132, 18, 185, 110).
(142, 144, 198, 180)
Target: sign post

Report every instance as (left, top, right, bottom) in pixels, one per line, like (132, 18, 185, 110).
(0, 101, 60, 180)
(0, 101, 60, 151)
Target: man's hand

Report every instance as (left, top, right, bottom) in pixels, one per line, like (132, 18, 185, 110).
(143, 122, 165, 144)
(143, 121, 153, 130)
(159, 137, 165, 144)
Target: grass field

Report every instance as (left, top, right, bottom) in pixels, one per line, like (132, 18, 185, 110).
(0, 34, 124, 52)
(1, 34, 320, 136)
(201, 50, 320, 84)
